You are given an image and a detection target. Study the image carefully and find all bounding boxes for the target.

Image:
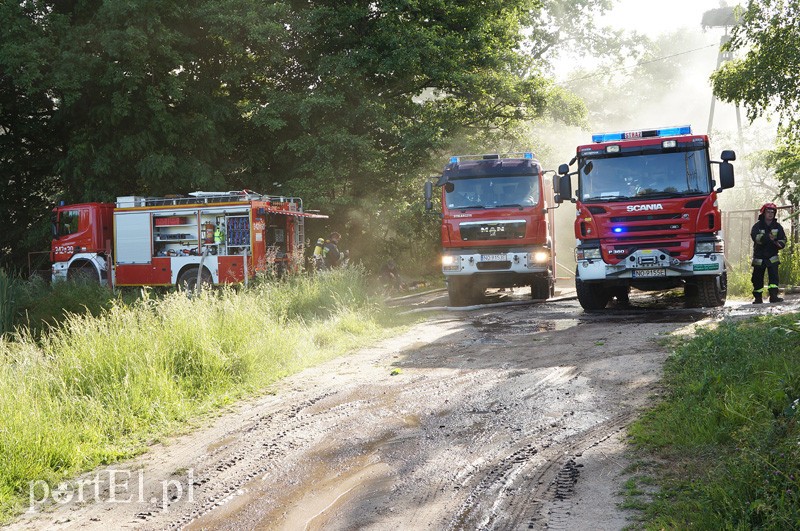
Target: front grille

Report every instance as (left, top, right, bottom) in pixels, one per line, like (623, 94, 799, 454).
(622, 224, 683, 233)
(477, 261, 512, 270)
(609, 213, 683, 222)
(460, 221, 526, 241)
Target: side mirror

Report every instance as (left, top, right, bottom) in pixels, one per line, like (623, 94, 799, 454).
(51, 222, 58, 238)
(718, 161, 735, 190)
(721, 150, 736, 162)
(424, 181, 433, 211)
(557, 174, 572, 203)
(558, 163, 570, 175)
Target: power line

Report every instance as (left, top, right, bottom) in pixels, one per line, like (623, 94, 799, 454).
(557, 42, 718, 85)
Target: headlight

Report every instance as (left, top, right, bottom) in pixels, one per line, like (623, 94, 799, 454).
(442, 255, 460, 271)
(531, 251, 549, 263)
(696, 241, 723, 254)
(576, 247, 602, 260)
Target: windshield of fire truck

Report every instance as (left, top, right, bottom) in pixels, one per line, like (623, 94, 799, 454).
(578, 148, 711, 202)
(444, 175, 540, 209)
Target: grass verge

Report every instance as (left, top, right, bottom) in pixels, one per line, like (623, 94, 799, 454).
(627, 313, 800, 529)
(0, 267, 414, 522)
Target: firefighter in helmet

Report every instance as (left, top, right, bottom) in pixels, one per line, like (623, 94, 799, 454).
(750, 202, 786, 304)
(323, 231, 347, 269)
(312, 237, 326, 271)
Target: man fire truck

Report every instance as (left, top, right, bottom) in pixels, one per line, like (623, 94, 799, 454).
(49, 190, 326, 289)
(425, 152, 557, 306)
(555, 125, 735, 310)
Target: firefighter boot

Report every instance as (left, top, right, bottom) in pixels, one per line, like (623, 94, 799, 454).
(752, 291, 763, 304)
(768, 288, 783, 303)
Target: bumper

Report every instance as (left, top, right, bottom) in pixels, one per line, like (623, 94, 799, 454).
(442, 249, 551, 277)
(577, 250, 725, 281)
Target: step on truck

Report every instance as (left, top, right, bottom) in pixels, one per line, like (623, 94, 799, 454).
(49, 190, 327, 289)
(555, 125, 735, 310)
(425, 152, 557, 306)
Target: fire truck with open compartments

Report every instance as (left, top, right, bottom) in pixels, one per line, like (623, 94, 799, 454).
(49, 190, 327, 289)
(424, 152, 557, 306)
(554, 125, 735, 310)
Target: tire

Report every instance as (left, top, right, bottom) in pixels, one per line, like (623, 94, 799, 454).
(447, 277, 483, 307)
(696, 272, 727, 307)
(575, 275, 610, 311)
(531, 277, 550, 300)
(68, 262, 99, 283)
(610, 286, 630, 304)
(177, 267, 212, 294)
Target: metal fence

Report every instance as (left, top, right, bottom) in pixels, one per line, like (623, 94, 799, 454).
(723, 206, 796, 266)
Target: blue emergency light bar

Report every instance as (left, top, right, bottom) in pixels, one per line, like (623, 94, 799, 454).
(448, 152, 535, 164)
(592, 125, 692, 143)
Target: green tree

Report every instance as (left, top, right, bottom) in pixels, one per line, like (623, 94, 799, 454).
(710, 0, 800, 137)
(1, 0, 604, 272)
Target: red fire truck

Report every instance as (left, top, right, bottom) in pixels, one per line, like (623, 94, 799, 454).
(555, 125, 736, 310)
(425, 152, 557, 306)
(49, 190, 326, 288)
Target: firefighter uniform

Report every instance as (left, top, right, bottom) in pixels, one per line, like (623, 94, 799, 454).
(750, 203, 786, 303)
(312, 237, 326, 270)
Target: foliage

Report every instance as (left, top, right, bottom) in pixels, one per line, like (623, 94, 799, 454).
(765, 129, 800, 207)
(0, 270, 14, 337)
(0, 0, 599, 273)
(629, 313, 800, 529)
(711, 1, 800, 139)
(0, 267, 405, 521)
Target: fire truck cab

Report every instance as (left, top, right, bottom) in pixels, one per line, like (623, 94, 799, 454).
(426, 152, 557, 307)
(556, 125, 735, 310)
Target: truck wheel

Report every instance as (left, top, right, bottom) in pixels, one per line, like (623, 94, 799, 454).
(177, 267, 212, 294)
(68, 262, 99, 283)
(576, 276, 610, 311)
(531, 277, 550, 300)
(696, 273, 727, 307)
(610, 286, 629, 304)
(447, 277, 483, 307)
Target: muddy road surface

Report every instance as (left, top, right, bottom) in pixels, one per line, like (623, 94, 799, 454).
(14, 287, 799, 530)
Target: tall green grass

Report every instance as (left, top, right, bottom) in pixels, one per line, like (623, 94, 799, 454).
(0, 270, 14, 337)
(628, 313, 800, 528)
(0, 267, 403, 521)
(728, 245, 800, 300)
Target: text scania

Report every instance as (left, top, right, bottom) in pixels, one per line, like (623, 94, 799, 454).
(626, 204, 664, 212)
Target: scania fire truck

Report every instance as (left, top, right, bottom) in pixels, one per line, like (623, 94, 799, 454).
(425, 153, 556, 306)
(49, 190, 326, 288)
(555, 125, 735, 310)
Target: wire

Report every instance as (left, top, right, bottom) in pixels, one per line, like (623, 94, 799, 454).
(558, 43, 719, 84)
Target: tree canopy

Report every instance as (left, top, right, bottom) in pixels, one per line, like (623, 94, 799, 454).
(1, 0, 621, 271)
(711, 0, 800, 136)
(710, 0, 800, 209)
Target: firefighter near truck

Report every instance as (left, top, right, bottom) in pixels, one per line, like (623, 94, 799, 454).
(49, 190, 326, 289)
(425, 152, 557, 307)
(555, 125, 736, 310)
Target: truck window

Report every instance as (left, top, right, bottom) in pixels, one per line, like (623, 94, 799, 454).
(579, 149, 711, 201)
(59, 210, 80, 236)
(445, 176, 540, 208)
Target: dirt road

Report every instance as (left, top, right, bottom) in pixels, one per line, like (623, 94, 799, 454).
(14, 287, 798, 530)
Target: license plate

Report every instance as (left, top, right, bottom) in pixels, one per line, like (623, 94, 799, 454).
(481, 254, 506, 261)
(632, 268, 666, 278)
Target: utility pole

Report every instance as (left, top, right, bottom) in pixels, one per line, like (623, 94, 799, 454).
(702, 5, 743, 151)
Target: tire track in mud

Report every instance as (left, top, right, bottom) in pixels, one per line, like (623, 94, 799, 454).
(13, 298, 691, 531)
(151, 369, 505, 529)
(444, 399, 636, 530)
